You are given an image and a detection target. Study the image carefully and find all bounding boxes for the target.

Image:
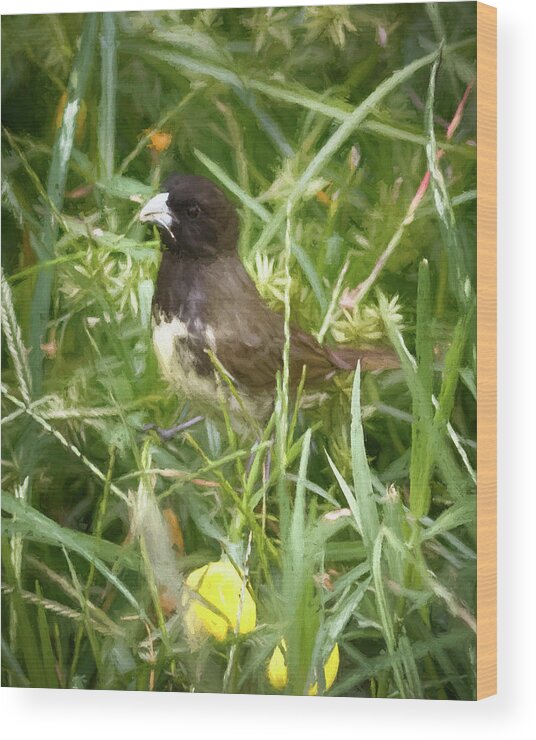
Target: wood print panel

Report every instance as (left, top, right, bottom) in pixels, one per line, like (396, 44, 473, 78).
(1, 2, 495, 699)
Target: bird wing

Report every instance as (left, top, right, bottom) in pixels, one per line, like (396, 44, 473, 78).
(207, 294, 288, 392)
(202, 263, 340, 391)
(198, 257, 397, 393)
(213, 322, 340, 392)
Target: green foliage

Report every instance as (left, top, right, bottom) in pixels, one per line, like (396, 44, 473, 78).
(2, 4, 477, 698)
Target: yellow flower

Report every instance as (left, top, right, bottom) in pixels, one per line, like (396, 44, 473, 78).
(267, 641, 340, 695)
(148, 131, 172, 153)
(184, 559, 256, 642)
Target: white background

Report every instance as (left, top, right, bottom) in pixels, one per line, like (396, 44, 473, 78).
(1, 0, 534, 738)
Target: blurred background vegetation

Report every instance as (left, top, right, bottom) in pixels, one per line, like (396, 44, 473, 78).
(2, 3, 477, 698)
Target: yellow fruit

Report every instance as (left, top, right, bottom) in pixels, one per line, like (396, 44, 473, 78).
(267, 640, 340, 695)
(267, 642, 288, 691)
(308, 643, 340, 696)
(184, 559, 256, 642)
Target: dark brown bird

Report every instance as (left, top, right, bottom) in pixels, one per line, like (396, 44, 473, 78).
(140, 174, 396, 432)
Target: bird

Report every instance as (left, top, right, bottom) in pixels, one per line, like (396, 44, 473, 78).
(139, 173, 397, 434)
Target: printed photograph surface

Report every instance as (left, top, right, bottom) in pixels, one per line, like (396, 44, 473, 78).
(1, 3, 477, 698)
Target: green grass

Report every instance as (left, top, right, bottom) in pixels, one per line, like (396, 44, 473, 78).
(2, 4, 477, 697)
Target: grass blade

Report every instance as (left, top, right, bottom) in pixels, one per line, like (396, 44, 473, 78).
(253, 44, 450, 254)
(1, 269, 32, 404)
(28, 14, 98, 393)
(409, 259, 435, 518)
(350, 365, 380, 551)
(425, 43, 470, 308)
(98, 13, 117, 183)
(1, 536, 46, 687)
(2, 493, 147, 621)
(194, 148, 270, 223)
(34, 581, 60, 688)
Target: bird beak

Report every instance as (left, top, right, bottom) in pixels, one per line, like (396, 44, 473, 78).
(139, 192, 175, 237)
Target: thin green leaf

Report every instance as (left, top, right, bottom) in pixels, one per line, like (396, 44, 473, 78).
(194, 148, 270, 222)
(98, 13, 117, 182)
(34, 581, 60, 688)
(421, 498, 476, 541)
(29, 14, 98, 393)
(2, 494, 146, 620)
(350, 365, 380, 550)
(253, 44, 460, 254)
(425, 42, 470, 308)
(409, 259, 435, 518)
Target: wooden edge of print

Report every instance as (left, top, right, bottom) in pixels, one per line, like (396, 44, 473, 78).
(476, 1, 497, 701)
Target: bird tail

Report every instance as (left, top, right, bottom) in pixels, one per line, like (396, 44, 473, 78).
(326, 344, 400, 372)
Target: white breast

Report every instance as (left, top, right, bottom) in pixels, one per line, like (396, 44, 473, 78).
(152, 314, 273, 432)
(152, 316, 188, 377)
(152, 315, 218, 402)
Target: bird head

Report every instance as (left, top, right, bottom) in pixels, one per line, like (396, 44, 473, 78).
(139, 173, 239, 258)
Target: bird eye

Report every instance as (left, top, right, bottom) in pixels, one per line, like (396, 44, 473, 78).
(186, 204, 201, 219)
